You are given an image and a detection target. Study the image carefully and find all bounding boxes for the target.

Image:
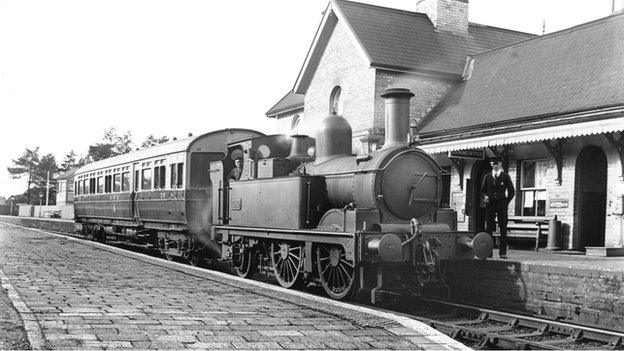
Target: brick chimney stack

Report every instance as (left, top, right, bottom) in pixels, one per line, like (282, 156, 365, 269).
(417, 0, 469, 34)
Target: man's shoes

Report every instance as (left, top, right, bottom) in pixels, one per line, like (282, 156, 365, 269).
(499, 254, 508, 259)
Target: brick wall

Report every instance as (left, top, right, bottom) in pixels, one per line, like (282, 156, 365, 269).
(374, 71, 453, 136)
(303, 21, 376, 148)
(273, 111, 306, 136)
(416, 0, 469, 34)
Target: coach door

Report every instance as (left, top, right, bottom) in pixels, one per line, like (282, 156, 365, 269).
(575, 145, 607, 249)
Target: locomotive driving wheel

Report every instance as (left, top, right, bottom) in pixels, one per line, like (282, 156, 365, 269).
(232, 242, 257, 278)
(316, 244, 355, 299)
(270, 241, 304, 288)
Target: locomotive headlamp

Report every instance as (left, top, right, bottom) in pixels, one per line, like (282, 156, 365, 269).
(360, 130, 382, 154)
(367, 234, 403, 262)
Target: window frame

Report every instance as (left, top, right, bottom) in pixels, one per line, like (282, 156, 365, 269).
(519, 159, 547, 217)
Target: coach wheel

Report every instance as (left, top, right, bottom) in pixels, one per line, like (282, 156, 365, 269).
(316, 244, 355, 300)
(270, 241, 304, 288)
(232, 243, 257, 278)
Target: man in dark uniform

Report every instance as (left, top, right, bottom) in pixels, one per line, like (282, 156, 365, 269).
(228, 157, 243, 181)
(480, 158, 515, 259)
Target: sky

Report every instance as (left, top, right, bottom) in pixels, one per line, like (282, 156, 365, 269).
(0, 0, 619, 199)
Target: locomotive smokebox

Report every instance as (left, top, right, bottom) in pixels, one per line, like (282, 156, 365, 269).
(315, 113, 352, 164)
(381, 88, 415, 149)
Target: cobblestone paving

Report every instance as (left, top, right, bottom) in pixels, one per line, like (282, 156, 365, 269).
(0, 223, 465, 350)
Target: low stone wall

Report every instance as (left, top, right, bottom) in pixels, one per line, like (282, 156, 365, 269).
(442, 259, 624, 332)
(0, 216, 78, 234)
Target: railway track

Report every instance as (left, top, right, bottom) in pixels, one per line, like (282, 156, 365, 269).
(392, 298, 624, 350)
(55, 229, 624, 350)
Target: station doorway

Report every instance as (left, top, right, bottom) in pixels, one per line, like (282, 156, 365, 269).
(469, 159, 491, 232)
(575, 145, 607, 249)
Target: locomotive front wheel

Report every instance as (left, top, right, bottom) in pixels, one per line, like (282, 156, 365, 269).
(270, 242, 304, 288)
(316, 244, 355, 300)
(232, 244, 257, 278)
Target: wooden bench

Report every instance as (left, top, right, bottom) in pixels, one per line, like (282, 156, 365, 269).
(493, 216, 553, 251)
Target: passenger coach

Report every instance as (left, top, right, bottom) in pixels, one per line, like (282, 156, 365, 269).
(73, 129, 264, 261)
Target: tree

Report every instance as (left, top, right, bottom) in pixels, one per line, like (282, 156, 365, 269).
(60, 150, 86, 172)
(7, 147, 40, 204)
(31, 154, 59, 205)
(87, 127, 134, 161)
(141, 135, 170, 148)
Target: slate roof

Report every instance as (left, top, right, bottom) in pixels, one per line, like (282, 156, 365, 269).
(55, 167, 77, 181)
(266, 91, 305, 117)
(419, 12, 624, 136)
(335, 0, 534, 75)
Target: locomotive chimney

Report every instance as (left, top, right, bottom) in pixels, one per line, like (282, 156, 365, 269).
(315, 113, 352, 164)
(381, 88, 415, 149)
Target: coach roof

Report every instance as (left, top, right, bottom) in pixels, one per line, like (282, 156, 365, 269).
(75, 129, 264, 175)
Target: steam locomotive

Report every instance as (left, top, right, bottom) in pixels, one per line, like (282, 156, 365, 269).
(74, 88, 492, 302)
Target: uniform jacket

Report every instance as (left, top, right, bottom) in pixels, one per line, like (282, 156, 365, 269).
(481, 171, 515, 205)
(228, 167, 242, 181)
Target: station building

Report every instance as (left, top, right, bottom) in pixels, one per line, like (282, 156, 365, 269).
(267, 0, 624, 253)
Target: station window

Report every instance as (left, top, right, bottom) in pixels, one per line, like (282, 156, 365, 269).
(141, 169, 152, 190)
(154, 165, 166, 189)
(520, 160, 547, 216)
(121, 172, 130, 192)
(113, 174, 121, 192)
(329, 86, 343, 115)
(170, 163, 184, 188)
(97, 176, 104, 194)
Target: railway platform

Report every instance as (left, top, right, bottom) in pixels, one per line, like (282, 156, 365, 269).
(0, 221, 467, 350)
(443, 249, 624, 332)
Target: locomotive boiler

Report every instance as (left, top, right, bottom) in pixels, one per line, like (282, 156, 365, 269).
(73, 88, 493, 303)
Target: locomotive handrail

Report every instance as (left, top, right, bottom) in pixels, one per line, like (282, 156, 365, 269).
(212, 225, 354, 237)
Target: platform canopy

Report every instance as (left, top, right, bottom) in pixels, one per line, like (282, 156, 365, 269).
(419, 115, 624, 154)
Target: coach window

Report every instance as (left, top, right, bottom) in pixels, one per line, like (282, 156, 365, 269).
(77, 180, 82, 195)
(154, 165, 166, 189)
(90, 178, 96, 194)
(141, 168, 152, 190)
(171, 162, 183, 188)
(97, 176, 104, 193)
(330, 86, 343, 115)
(105, 175, 112, 193)
(121, 172, 130, 191)
(190, 153, 222, 188)
(113, 174, 121, 192)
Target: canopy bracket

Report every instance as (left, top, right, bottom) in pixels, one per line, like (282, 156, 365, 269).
(542, 139, 565, 186)
(449, 158, 465, 190)
(605, 132, 624, 179)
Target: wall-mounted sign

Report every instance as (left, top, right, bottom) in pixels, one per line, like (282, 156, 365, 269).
(549, 190, 570, 209)
(448, 149, 485, 159)
(451, 192, 465, 223)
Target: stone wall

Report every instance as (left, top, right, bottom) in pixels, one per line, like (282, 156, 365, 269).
(442, 258, 624, 332)
(0, 215, 78, 233)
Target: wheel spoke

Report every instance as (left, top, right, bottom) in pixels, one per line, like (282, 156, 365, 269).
(316, 244, 355, 299)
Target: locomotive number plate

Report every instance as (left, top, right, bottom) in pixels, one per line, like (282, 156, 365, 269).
(231, 198, 242, 211)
